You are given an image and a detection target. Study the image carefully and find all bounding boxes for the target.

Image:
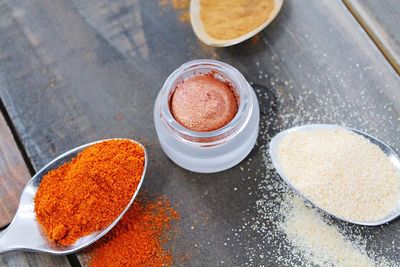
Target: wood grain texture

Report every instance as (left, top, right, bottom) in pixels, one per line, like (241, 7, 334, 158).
(0, 1, 72, 266)
(0, 0, 398, 266)
(0, 252, 69, 267)
(0, 112, 30, 227)
(343, 0, 400, 73)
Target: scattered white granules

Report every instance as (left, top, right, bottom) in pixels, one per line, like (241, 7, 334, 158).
(222, 51, 400, 266)
(278, 128, 400, 222)
(280, 196, 382, 267)
(227, 84, 400, 266)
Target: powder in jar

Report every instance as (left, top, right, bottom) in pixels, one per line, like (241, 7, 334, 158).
(170, 74, 238, 132)
(34, 140, 145, 246)
(200, 0, 275, 40)
(277, 128, 400, 222)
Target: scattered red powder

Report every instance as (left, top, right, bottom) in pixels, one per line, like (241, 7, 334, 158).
(88, 196, 179, 267)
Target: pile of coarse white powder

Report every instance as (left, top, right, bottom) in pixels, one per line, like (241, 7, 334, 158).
(279, 195, 395, 267)
(277, 128, 400, 222)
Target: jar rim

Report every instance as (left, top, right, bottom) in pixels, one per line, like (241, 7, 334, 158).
(159, 59, 252, 143)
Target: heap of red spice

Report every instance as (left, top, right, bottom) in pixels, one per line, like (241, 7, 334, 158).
(34, 139, 145, 246)
(88, 196, 179, 267)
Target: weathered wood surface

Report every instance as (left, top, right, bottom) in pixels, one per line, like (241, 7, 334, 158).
(0, 252, 70, 267)
(0, 0, 399, 266)
(343, 0, 400, 73)
(0, 0, 74, 265)
(0, 112, 30, 227)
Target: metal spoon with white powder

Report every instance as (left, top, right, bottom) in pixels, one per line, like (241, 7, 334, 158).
(269, 124, 400, 226)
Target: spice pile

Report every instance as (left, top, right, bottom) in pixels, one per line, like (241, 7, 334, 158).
(88, 196, 179, 267)
(200, 0, 275, 40)
(34, 140, 145, 245)
(277, 128, 400, 222)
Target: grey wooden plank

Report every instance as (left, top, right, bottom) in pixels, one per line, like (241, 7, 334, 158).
(0, 111, 30, 227)
(343, 0, 400, 73)
(0, 252, 69, 267)
(0, 1, 73, 266)
(0, 0, 398, 266)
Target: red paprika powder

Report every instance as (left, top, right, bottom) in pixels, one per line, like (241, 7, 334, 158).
(34, 139, 145, 246)
(88, 196, 179, 267)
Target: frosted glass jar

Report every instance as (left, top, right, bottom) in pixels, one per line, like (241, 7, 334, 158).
(154, 59, 259, 173)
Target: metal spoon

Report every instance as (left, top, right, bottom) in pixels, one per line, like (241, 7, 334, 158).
(190, 0, 284, 47)
(0, 138, 147, 255)
(269, 124, 400, 226)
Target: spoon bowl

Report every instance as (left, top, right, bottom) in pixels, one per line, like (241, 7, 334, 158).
(0, 138, 147, 255)
(269, 124, 400, 226)
(190, 0, 284, 47)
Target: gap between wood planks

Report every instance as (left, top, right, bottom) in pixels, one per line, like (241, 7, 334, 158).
(0, 99, 83, 267)
(343, 0, 400, 74)
(0, 99, 35, 176)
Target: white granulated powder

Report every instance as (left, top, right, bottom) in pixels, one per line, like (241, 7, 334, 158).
(277, 129, 400, 222)
(280, 196, 393, 267)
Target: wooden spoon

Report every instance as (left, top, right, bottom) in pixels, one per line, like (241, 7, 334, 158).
(190, 0, 284, 47)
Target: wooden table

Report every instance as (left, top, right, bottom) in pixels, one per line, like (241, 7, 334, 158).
(0, 0, 399, 266)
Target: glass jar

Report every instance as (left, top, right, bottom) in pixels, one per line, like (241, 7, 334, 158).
(154, 59, 259, 173)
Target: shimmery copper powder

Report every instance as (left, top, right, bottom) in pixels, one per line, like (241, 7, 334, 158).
(170, 74, 238, 132)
